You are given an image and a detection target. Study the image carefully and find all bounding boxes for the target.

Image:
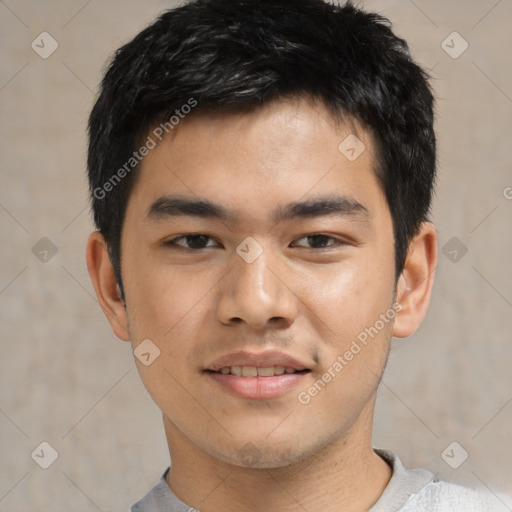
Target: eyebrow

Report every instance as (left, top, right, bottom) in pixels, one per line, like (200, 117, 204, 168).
(146, 194, 369, 223)
(276, 196, 368, 222)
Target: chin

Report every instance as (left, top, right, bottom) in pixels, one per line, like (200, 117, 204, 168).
(207, 437, 322, 470)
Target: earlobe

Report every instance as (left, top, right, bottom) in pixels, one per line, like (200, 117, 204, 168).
(86, 231, 130, 341)
(392, 222, 438, 338)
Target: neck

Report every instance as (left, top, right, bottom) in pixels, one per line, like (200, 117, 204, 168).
(164, 399, 391, 512)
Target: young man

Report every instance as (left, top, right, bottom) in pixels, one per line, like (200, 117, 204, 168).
(85, 1, 503, 510)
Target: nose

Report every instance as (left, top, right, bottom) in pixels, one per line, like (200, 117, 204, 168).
(215, 247, 298, 330)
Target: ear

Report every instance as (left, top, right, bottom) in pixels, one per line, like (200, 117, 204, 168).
(86, 231, 130, 341)
(393, 222, 437, 338)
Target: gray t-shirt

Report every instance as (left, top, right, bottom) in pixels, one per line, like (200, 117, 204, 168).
(130, 449, 507, 511)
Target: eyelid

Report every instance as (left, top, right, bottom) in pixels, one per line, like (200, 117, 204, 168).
(291, 233, 348, 248)
(163, 233, 352, 251)
(165, 234, 221, 249)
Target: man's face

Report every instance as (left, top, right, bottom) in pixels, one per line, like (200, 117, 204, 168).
(120, 97, 397, 468)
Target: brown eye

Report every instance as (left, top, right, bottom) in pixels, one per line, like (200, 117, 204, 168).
(166, 235, 218, 249)
(293, 234, 340, 249)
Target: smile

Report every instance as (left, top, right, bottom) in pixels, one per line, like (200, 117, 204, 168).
(206, 366, 311, 400)
(214, 365, 308, 377)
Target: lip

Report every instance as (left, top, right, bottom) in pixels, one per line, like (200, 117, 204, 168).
(207, 350, 309, 372)
(208, 372, 307, 400)
(205, 350, 311, 400)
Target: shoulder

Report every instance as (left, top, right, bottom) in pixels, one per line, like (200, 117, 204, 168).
(373, 449, 510, 512)
(402, 479, 510, 512)
(129, 467, 197, 512)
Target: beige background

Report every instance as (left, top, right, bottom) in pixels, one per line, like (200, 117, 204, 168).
(1, 1, 511, 511)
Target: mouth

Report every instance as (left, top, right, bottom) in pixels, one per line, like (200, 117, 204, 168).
(207, 366, 310, 377)
(205, 351, 312, 400)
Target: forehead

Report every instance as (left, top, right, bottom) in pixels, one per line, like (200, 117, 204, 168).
(129, 96, 386, 224)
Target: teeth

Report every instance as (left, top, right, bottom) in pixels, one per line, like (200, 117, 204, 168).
(274, 366, 285, 375)
(241, 366, 258, 377)
(257, 367, 274, 377)
(230, 365, 242, 376)
(217, 366, 299, 377)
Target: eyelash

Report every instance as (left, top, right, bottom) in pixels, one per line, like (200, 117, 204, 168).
(164, 234, 345, 250)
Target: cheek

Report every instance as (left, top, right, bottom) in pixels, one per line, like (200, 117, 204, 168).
(123, 263, 215, 413)
(123, 255, 215, 341)
(293, 268, 394, 421)
(295, 252, 395, 405)
(295, 255, 394, 344)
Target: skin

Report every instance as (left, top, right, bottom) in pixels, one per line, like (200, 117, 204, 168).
(87, 96, 437, 511)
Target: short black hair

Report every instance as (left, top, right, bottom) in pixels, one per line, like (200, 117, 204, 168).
(87, 0, 436, 292)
